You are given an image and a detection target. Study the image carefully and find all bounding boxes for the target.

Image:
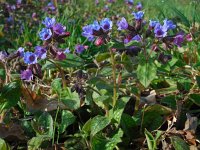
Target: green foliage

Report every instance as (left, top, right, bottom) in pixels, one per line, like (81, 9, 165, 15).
(0, 81, 21, 111)
(137, 61, 157, 88)
(170, 136, 190, 150)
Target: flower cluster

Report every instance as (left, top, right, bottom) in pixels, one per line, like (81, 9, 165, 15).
(81, 1, 193, 64)
(39, 17, 70, 41)
(82, 18, 113, 46)
(18, 17, 72, 81)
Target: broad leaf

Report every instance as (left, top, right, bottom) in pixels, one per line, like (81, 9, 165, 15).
(91, 129, 123, 150)
(170, 136, 189, 150)
(0, 138, 9, 150)
(90, 115, 110, 137)
(58, 110, 76, 134)
(0, 81, 20, 111)
(137, 62, 157, 88)
(61, 88, 80, 110)
(28, 136, 51, 150)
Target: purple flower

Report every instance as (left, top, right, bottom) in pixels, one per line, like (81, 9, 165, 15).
(125, 0, 134, 5)
(124, 35, 132, 44)
(17, 47, 24, 57)
(53, 23, 66, 35)
(56, 51, 66, 60)
(163, 19, 176, 30)
(92, 20, 101, 31)
(132, 11, 144, 20)
(21, 69, 33, 81)
(16, 0, 22, 5)
(0, 51, 8, 62)
(34, 46, 47, 59)
(75, 45, 85, 54)
(154, 23, 167, 38)
(39, 28, 52, 41)
(132, 35, 142, 42)
(117, 17, 128, 30)
(136, 2, 142, 10)
(174, 34, 184, 47)
(47, 2, 56, 10)
(82, 24, 94, 41)
(42, 17, 56, 28)
(100, 18, 113, 31)
(149, 20, 159, 28)
(64, 48, 70, 54)
(24, 52, 37, 64)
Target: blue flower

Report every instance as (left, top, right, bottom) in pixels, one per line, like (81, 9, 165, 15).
(100, 18, 113, 31)
(163, 19, 176, 30)
(149, 20, 159, 28)
(117, 17, 128, 30)
(53, 23, 66, 35)
(42, 17, 56, 28)
(132, 35, 142, 42)
(34, 46, 47, 59)
(92, 20, 101, 31)
(154, 23, 167, 38)
(39, 28, 52, 41)
(75, 45, 85, 54)
(64, 48, 70, 54)
(24, 52, 37, 64)
(132, 11, 144, 20)
(136, 2, 142, 10)
(21, 69, 33, 81)
(82, 24, 94, 41)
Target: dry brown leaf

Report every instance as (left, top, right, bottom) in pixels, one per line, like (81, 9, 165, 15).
(0, 123, 26, 141)
(21, 86, 69, 112)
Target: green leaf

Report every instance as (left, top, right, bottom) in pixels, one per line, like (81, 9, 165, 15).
(82, 118, 92, 135)
(125, 40, 141, 47)
(170, 136, 189, 150)
(142, 105, 172, 131)
(96, 52, 110, 63)
(189, 94, 200, 106)
(144, 129, 156, 150)
(137, 62, 157, 88)
(91, 129, 123, 150)
(196, 76, 200, 88)
(161, 95, 177, 109)
(111, 97, 130, 123)
(90, 115, 110, 137)
(94, 95, 111, 109)
(104, 129, 123, 150)
(0, 81, 20, 111)
(0, 69, 5, 80)
(58, 110, 76, 134)
(55, 54, 84, 68)
(51, 78, 62, 94)
(42, 61, 56, 70)
(0, 138, 9, 150)
(121, 54, 134, 73)
(61, 88, 80, 110)
(37, 112, 54, 136)
(28, 136, 51, 150)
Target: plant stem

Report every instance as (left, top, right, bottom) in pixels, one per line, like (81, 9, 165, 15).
(110, 49, 117, 107)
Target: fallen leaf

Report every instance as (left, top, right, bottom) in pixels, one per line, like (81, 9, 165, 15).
(21, 86, 69, 112)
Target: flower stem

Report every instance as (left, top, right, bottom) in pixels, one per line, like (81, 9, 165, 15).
(110, 49, 117, 107)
